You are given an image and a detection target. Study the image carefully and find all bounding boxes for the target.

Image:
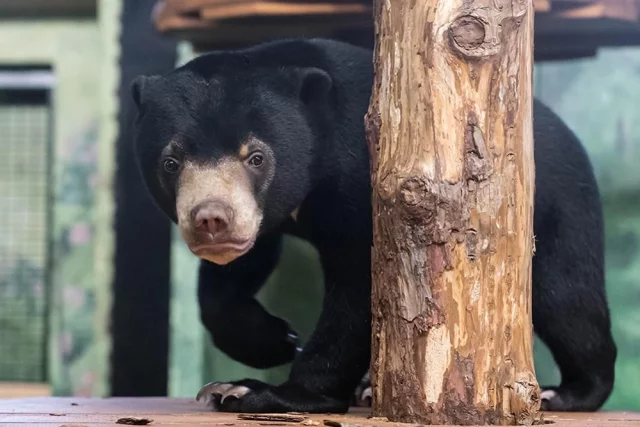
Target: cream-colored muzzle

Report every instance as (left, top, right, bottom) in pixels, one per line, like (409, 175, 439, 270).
(176, 159, 263, 265)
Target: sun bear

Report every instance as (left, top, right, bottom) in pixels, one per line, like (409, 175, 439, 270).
(130, 38, 616, 414)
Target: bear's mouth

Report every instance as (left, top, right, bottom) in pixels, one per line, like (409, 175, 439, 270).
(190, 238, 255, 258)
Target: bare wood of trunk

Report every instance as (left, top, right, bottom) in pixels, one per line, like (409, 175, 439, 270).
(364, 0, 540, 424)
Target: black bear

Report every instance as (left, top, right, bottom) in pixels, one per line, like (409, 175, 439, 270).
(130, 38, 616, 414)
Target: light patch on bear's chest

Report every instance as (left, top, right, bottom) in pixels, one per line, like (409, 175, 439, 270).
(291, 206, 300, 221)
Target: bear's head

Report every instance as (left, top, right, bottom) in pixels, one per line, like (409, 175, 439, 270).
(130, 51, 333, 265)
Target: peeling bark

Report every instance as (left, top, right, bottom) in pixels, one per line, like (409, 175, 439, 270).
(365, 0, 540, 424)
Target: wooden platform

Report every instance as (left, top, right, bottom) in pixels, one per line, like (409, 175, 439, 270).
(0, 398, 638, 426)
(151, 0, 640, 59)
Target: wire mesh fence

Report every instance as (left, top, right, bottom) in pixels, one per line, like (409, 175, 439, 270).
(0, 88, 51, 382)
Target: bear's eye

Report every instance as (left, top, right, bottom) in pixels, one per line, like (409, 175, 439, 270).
(163, 158, 180, 174)
(248, 153, 264, 168)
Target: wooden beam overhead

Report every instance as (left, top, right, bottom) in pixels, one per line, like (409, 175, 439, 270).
(151, 0, 640, 62)
(0, 0, 97, 19)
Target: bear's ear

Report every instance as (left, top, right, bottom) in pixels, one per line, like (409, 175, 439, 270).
(131, 75, 149, 110)
(298, 67, 332, 105)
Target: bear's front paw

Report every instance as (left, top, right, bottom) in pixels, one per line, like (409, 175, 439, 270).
(539, 385, 606, 412)
(196, 379, 348, 413)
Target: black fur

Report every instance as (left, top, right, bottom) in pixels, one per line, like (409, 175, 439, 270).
(131, 39, 616, 413)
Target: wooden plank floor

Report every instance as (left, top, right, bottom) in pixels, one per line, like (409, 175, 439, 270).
(0, 397, 638, 426)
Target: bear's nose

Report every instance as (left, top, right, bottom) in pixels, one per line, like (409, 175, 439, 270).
(192, 199, 232, 237)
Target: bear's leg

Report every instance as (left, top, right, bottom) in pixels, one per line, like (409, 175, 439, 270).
(199, 244, 371, 413)
(532, 233, 616, 412)
(198, 233, 301, 369)
(354, 370, 372, 407)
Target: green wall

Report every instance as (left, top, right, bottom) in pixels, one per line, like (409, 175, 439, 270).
(532, 48, 640, 411)
(0, 1, 120, 397)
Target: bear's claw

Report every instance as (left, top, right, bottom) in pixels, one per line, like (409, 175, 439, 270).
(196, 382, 252, 406)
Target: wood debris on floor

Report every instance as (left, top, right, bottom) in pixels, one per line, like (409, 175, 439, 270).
(0, 397, 638, 426)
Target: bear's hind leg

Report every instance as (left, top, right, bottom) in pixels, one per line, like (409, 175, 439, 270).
(532, 232, 616, 412)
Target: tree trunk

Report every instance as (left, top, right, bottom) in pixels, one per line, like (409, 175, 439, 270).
(365, 0, 540, 424)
